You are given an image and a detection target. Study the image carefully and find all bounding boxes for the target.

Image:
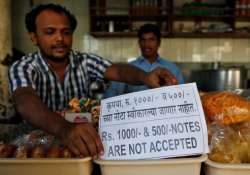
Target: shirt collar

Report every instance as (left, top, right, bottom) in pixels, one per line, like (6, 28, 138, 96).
(68, 51, 78, 68)
(37, 50, 50, 72)
(137, 55, 161, 64)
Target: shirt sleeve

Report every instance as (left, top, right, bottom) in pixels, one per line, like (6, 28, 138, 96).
(161, 60, 185, 84)
(176, 69, 185, 84)
(86, 53, 112, 82)
(103, 81, 126, 98)
(8, 59, 36, 94)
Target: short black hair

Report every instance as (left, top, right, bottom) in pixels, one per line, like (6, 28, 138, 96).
(137, 23, 161, 41)
(25, 3, 77, 33)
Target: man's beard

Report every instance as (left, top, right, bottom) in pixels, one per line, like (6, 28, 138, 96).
(47, 55, 69, 62)
(41, 50, 69, 63)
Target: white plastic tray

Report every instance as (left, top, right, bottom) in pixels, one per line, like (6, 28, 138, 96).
(0, 157, 92, 175)
(205, 159, 250, 175)
(95, 155, 207, 175)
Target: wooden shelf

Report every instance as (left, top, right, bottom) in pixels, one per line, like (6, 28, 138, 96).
(90, 31, 137, 37)
(172, 15, 234, 21)
(91, 15, 168, 21)
(90, 32, 250, 38)
(91, 15, 129, 19)
(234, 16, 250, 22)
(169, 32, 250, 38)
(89, 0, 250, 38)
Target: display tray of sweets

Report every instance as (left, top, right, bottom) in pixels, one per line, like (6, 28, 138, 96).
(201, 92, 250, 175)
(95, 154, 207, 175)
(0, 157, 92, 175)
(205, 159, 250, 175)
(0, 130, 93, 175)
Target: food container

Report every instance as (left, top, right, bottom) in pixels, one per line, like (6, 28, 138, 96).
(95, 155, 207, 175)
(0, 157, 92, 175)
(190, 67, 247, 91)
(205, 159, 250, 175)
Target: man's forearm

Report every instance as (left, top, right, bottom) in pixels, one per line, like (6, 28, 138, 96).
(13, 87, 69, 137)
(104, 63, 147, 85)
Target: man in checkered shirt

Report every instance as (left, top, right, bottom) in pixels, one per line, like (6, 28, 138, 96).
(9, 4, 178, 158)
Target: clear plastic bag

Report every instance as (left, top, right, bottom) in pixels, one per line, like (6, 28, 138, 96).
(208, 122, 250, 163)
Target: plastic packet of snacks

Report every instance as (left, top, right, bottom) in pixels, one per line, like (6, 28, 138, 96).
(0, 130, 77, 158)
(201, 91, 250, 125)
(63, 98, 100, 126)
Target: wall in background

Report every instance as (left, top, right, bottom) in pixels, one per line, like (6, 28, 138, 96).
(12, 0, 250, 63)
(0, 0, 15, 122)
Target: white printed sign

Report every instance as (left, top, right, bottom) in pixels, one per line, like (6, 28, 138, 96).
(99, 83, 209, 160)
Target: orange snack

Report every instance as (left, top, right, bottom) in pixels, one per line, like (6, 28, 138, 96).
(61, 147, 74, 158)
(69, 97, 80, 112)
(14, 145, 31, 158)
(0, 144, 16, 158)
(46, 145, 62, 158)
(31, 145, 46, 158)
(91, 105, 100, 129)
(201, 91, 250, 125)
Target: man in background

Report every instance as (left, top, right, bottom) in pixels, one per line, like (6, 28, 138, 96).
(104, 23, 184, 98)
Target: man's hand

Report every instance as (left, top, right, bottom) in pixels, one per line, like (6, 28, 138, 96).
(143, 67, 178, 88)
(60, 122, 104, 158)
(12, 87, 103, 158)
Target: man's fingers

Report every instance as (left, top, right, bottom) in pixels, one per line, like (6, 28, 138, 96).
(162, 74, 178, 85)
(67, 142, 80, 156)
(160, 69, 178, 85)
(74, 137, 90, 157)
(62, 123, 103, 158)
(147, 68, 178, 88)
(79, 129, 98, 157)
(84, 124, 104, 156)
